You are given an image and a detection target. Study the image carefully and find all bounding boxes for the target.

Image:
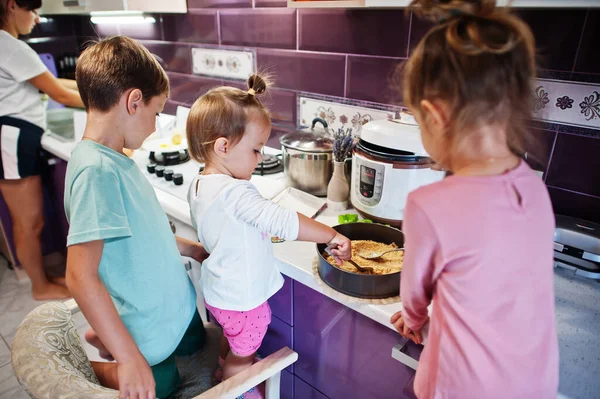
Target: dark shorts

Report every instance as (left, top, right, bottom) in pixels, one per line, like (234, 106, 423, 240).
(0, 116, 45, 180)
(151, 310, 206, 399)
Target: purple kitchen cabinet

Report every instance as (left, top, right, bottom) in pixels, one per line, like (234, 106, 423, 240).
(293, 282, 417, 399)
(258, 314, 294, 374)
(281, 369, 294, 399)
(295, 376, 329, 399)
(269, 275, 293, 326)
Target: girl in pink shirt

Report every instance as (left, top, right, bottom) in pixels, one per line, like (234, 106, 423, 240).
(390, 1, 559, 398)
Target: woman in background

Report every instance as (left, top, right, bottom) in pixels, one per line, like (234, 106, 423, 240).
(0, 0, 83, 299)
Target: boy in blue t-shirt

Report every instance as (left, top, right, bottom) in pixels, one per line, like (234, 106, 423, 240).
(64, 36, 206, 399)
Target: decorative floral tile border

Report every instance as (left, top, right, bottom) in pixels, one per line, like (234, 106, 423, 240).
(297, 93, 404, 136)
(298, 78, 600, 138)
(532, 79, 600, 131)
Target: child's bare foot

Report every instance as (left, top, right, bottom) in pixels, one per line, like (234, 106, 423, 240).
(85, 329, 115, 361)
(31, 282, 71, 301)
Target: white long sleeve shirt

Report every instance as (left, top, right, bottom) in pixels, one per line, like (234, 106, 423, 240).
(188, 174, 300, 311)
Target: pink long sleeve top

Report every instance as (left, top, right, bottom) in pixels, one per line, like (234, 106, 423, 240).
(401, 161, 559, 399)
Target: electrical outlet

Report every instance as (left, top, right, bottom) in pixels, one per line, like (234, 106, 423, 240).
(191, 48, 255, 80)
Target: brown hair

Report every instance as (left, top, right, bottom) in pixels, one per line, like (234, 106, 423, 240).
(186, 74, 271, 163)
(76, 36, 169, 112)
(401, 0, 537, 164)
(0, 0, 42, 28)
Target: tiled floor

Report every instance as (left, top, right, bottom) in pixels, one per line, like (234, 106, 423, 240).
(0, 258, 103, 399)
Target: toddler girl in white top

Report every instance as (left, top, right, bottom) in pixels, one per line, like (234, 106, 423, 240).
(186, 74, 351, 398)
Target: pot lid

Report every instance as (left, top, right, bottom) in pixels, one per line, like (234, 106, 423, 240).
(280, 132, 333, 153)
(360, 111, 430, 157)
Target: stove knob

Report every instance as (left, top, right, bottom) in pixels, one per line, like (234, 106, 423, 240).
(155, 166, 165, 177)
(173, 173, 184, 186)
(147, 163, 157, 174)
(164, 169, 174, 181)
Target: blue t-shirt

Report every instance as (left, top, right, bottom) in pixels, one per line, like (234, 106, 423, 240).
(64, 140, 196, 366)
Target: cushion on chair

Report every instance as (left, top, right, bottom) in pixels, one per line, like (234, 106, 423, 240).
(11, 302, 222, 399)
(11, 302, 119, 399)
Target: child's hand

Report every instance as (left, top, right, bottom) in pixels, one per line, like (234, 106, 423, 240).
(327, 233, 352, 264)
(117, 355, 156, 399)
(390, 311, 424, 345)
(188, 242, 210, 263)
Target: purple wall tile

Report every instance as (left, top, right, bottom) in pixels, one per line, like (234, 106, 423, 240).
(189, 0, 251, 8)
(526, 128, 556, 173)
(546, 133, 600, 198)
(167, 72, 223, 105)
(548, 187, 600, 224)
(264, 89, 296, 125)
(518, 9, 586, 72)
(182, 76, 295, 125)
(346, 56, 403, 104)
(574, 10, 600, 75)
(268, 125, 296, 149)
(255, 0, 287, 7)
(257, 49, 345, 97)
(163, 100, 183, 115)
(140, 41, 191, 74)
(299, 10, 409, 58)
(117, 15, 163, 41)
(220, 9, 297, 50)
(163, 10, 218, 44)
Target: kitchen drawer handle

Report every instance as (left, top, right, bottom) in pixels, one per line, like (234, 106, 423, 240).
(391, 341, 419, 371)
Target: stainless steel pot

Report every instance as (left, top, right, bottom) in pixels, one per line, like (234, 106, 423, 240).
(280, 118, 333, 197)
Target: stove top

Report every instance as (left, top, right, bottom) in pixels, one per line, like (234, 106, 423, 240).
(133, 147, 288, 203)
(253, 154, 283, 176)
(149, 149, 190, 166)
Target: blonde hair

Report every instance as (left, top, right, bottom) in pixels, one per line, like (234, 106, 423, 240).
(186, 74, 271, 163)
(76, 36, 169, 112)
(401, 0, 537, 163)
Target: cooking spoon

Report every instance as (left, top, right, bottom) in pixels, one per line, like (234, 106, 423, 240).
(325, 246, 374, 274)
(358, 248, 405, 260)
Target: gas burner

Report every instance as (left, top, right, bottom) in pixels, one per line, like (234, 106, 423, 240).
(149, 149, 190, 166)
(253, 154, 283, 176)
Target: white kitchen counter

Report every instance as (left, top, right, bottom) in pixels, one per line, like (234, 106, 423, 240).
(41, 132, 404, 332)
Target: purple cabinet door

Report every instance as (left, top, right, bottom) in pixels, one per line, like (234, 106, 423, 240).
(269, 275, 293, 326)
(258, 314, 294, 373)
(295, 376, 329, 399)
(293, 282, 416, 399)
(281, 369, 294, 399)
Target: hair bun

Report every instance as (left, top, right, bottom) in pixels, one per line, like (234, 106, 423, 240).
(410, 0, 496, 22)
(247, 74, 270, 96)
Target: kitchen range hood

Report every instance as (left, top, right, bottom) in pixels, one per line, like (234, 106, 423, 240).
(39, 0, 186, 15)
